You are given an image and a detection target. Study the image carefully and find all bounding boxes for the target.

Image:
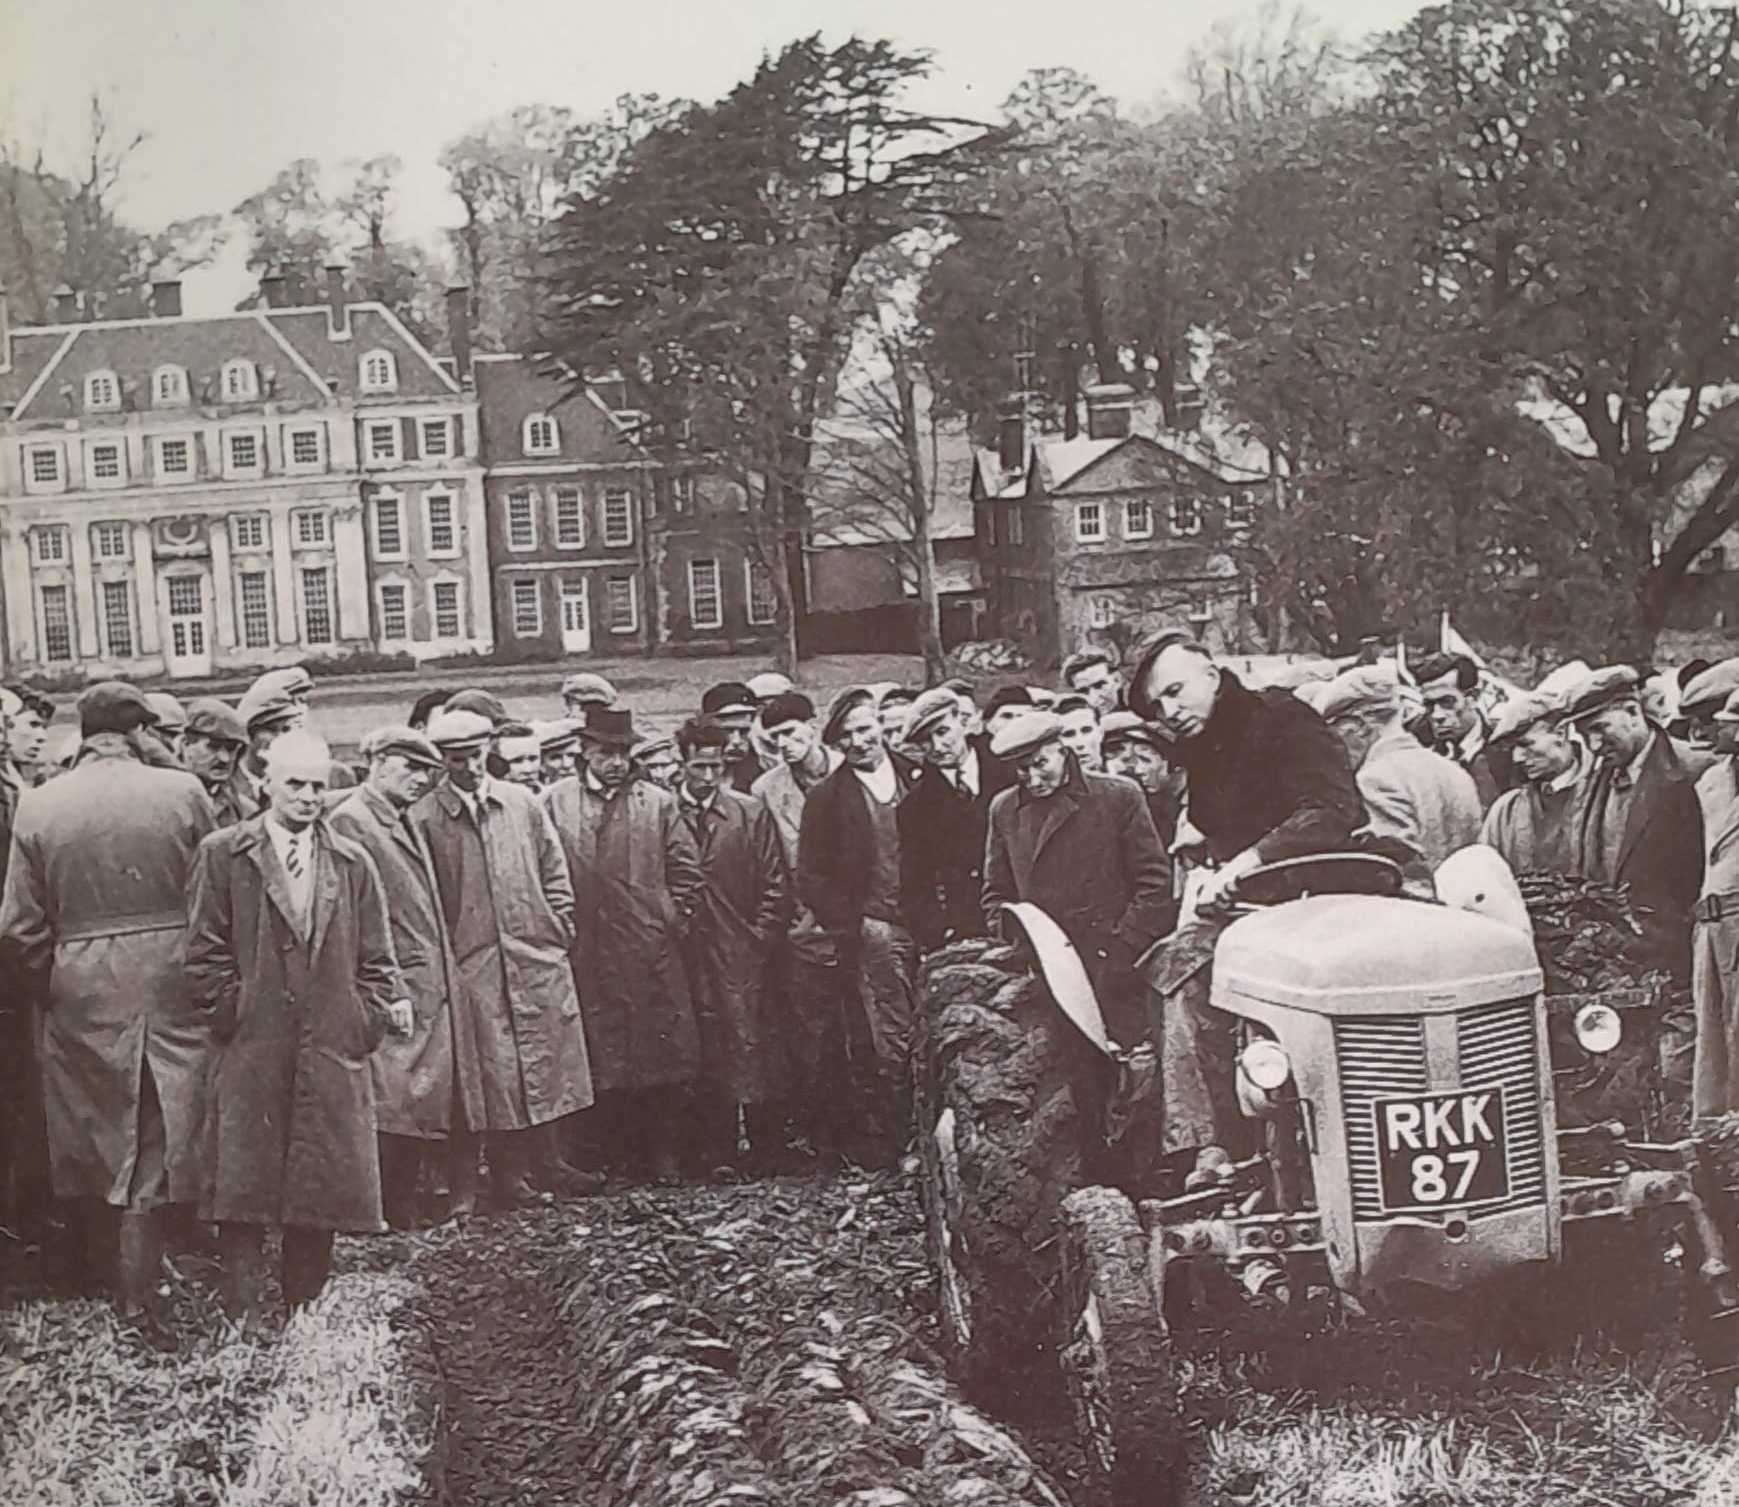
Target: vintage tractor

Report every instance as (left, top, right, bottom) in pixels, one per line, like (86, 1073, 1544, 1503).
(914, 853, 1739, 1507)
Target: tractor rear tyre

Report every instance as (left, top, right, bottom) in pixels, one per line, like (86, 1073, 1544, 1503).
(915, 940, 1095, 1404)
(1058, 1186, 1182, 1507)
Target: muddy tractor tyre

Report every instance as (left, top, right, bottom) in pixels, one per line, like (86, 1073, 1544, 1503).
(915, 939, 1093, 1401)
(1058, 1186, 1181, 1507)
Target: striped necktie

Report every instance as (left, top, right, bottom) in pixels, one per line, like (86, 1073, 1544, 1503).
(284, 831, 305, 883)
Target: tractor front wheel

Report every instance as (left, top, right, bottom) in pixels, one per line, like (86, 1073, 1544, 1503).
(1058, 1186, 1182, 1507)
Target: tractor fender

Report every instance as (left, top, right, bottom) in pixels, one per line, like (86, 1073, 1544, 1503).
(996, 901, 1117, 1057)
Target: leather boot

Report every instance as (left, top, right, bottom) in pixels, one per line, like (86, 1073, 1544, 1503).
(488, 1131, 539, 1208)
(447, 1132, 482, 1221)
(219, 1224, 271, 1334)
(116, 1208, 163, 1318)
(281, 1227, 335, 1313)
(536, 1122, 605, 1198)
(379, 1135, 421, 1231)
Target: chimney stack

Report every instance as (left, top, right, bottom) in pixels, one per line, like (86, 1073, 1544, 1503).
(151, 278, 183, 318)
(1084, 382, 1134, 441)
(52, 284, 80, 323)
(259, 268, 288, 309)
(444, 285, 473, 384)
(1172, 382, 1206, 433)
(997, 396, 1027, 475)
(323, 262, 349, 338)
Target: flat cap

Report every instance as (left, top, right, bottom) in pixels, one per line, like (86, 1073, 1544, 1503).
(989, 709, 1065, 763)
(247, 665, 315, 704)
(1489, 693, 1559, 745)
(1100, 710, 1166, 751)
(582, 705, 636, 746)
(902, 687, 962, 745)
(984, 685, 1035, 718)
(701, 682, 757, 718)
(1562, 665, 1642, 723)
(446, 687, 507, 725)
(746, 671, 793, 701)
(1026, 686, 1058, 709)
(364, 724, 443, 768)
(632, 732, 677, 762)
(561, 672, 617, 707)
(1316, 665, 1401, 723)
(426, 708, 495, 752)
(184, 697, 248, 747)
(77, 680, 153, 736)
(1680, 658, 1739, 720)
(1716, 688, 1739, 724)
(145, 692, 187, 731)
(533, 717, 581, 753)
(237, 685, 302, 735)
(822, 686, 876, 746)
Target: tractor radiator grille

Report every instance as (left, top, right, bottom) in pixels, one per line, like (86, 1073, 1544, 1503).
(1335, 1016, 1427, 1222)
(1455, 999, 1547, 1214)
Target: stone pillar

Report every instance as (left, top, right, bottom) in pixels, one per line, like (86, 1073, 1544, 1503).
(270, 506, 298, 645)
(133, 520, 161, 655)
(209, 514, 237, 650)
(2, 524, 37, 665)
(332, 498, 370, 641)
(69, 519, 98, 657)
(462, 472, 493, 648)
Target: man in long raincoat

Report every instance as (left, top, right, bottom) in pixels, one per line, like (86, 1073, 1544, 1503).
(412, 709, 598, 1210)
(0, 683, 215, 1317)
(544, 706, 702, 1179)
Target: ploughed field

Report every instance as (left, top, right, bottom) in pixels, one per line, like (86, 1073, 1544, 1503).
(4, 1164, 1739, 1507)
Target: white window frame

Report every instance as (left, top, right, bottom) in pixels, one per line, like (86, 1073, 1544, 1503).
(602, 486, 634, 547)
(1089, 594, 1117, 630)
(92, 521, 130, 561)
(359, 349, 398, 394)
(293, 508, 330, 549)
(688, 557, 723, 630)
(551, 484, 584, 549)
(377, 578, 410, 642)
(100, 577, 135, 658)
(230, 513, 268, 553)
(39, 583, 74, 662)
(510, 577, 543, 637)
(299, 566, 335, 646)
(225, 428, 264, 480)
(84, 369, 121, 412)
(1124, 497, 1154, 541)
(671, 474, 695, 513)
(1225, 490, 1255, 529)
(420, 418, 451, 458)
(221, 359, 258, 402)
(153, 365, 188, 407)
(745, 559, 778, 626)
(24, 443, 64, 493)
(285, 425, 324, 472)
(87, 439, 126, 486)
(33, 525, 69, 565)
(605, 575, 638, 635)
(1074, 501, 1106, 544)
(429, 577, 465, 641)
(1169, 495, 1203, 538)
(155, 435, 193, 481)
(424, 491, 459, 558)
(522, 414, 559, 456)
(506, 489, 538, 552)
(365, 419, 400, 464)
(372, 491, 406, 561)
(237, 570, 273, 649)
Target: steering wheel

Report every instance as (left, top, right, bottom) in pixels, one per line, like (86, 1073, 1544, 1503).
(1229, 852, 1405, 908)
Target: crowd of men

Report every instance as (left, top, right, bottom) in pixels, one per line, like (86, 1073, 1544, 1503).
(1, 630, 1737, 1335)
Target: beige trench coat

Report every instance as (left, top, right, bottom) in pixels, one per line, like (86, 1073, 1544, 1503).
(1694, 759, 1739, 1116)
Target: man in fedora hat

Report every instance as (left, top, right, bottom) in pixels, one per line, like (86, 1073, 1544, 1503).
(544, 705, 702, 1180)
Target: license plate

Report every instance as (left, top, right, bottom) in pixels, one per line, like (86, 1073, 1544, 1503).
(1373, 1088, 1509, 1212)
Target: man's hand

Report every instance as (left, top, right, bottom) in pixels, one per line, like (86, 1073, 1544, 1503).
(1195, 848, 1260, 917)
(386, 999, 416, 1038)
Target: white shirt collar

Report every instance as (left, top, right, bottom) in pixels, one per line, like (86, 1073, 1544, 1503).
(853, 757, 898, 804)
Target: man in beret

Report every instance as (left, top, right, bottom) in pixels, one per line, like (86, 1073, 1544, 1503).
(1690, 689, 1739, 1115)
(701, 682, 763, 792)
(1102, 711, 1183, 854)
(1062, 648, 1123, 718)
(545, 706, 702, 1181)
(180, 699, 253, 827)
(897, 687, 1015, 953)
(1479, 693, 1590, 876)
(1412, 651, 1508, 809)
(413, 709, 597, 1210)
(982, 711, 1171, 1045)
(1568, 665, 1703, 988)
(798, 686, 920, 1163)
(330, 728, 463, 1227)
(1, 682, 216, 1321)
(982, 684, 1036, 738)
(752, 691, 853, 1158)
(560, 672, 618, 718)
(1319, 665, 1482, 896)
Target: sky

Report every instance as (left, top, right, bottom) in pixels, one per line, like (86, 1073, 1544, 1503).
(0, 0, 1428, 314)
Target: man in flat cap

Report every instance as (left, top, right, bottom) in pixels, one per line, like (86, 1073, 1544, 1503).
(1319, 665, 1482, 896)
(747, 672, 795, 774)
(798, 686, 920, 1162)
(232, 684, 306, 814)
(187, 730, 411, 1324)
(330, 727, 460, 1227)
(1102, 711, 1183, 854)
(1569, 665, 1703, 989)
(632, 732, 682, 791)
(144, 693, 188, 764)
(534, 719, 581, 788)
(1479, 693, 1590, 876)
(1692, 689, 1739, 1116)
(702, 682, 764, 792)
(982, 710, 1171, 1045)
(179, 699, 253, 827)
(560, 671, 618, 718)
(1678, 658, 1739, 767)
(413, 709, 597, 1210)
(544, 706, 702, 1181)
(982, 685, 1036, 739)
(1411, 651, 1508, 810)
(897, 687, 1014, 954)
(0, 682, 216, 1321)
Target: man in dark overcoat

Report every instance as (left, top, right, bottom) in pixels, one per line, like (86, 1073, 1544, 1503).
(412, 709, 596, 1209)
(178, 698, 253, 827)
(0, 683, 216, 1317)
(185, 730, 410, 1324)
(330, 726, 461, 1226)
(897, 687, 1014, 954)
(544, 706, 703, 1180)
(673, 717, 791, 1168)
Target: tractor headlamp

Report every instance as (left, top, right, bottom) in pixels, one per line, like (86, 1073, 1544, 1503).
(1573, 1002, 1623, 1055)
(1239, 1039, 1293, 1093)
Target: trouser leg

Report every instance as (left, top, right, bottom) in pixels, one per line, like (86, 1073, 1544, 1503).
(533, 1118, 605, 1197)
(447, 1130, 482, 1219)
(281, 1226, 336, 1312)
(116, 1206, 164, 1318)
(378, 1134, 422, 1230)
(854, 919, 917, 1162)
(487, 1129, 537, 1206)
(218, 1222, 270, 1329)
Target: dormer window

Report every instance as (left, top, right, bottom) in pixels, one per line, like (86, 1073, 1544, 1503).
(221, 360, 259, 402)
(523, 414, 559, 456)
(359, 349, 398, 393)
(84, 370, 120, 412)
(153, 366, 189, 406)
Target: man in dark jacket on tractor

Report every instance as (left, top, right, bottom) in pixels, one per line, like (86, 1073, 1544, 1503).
(1129, 631, 1364, 1160)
